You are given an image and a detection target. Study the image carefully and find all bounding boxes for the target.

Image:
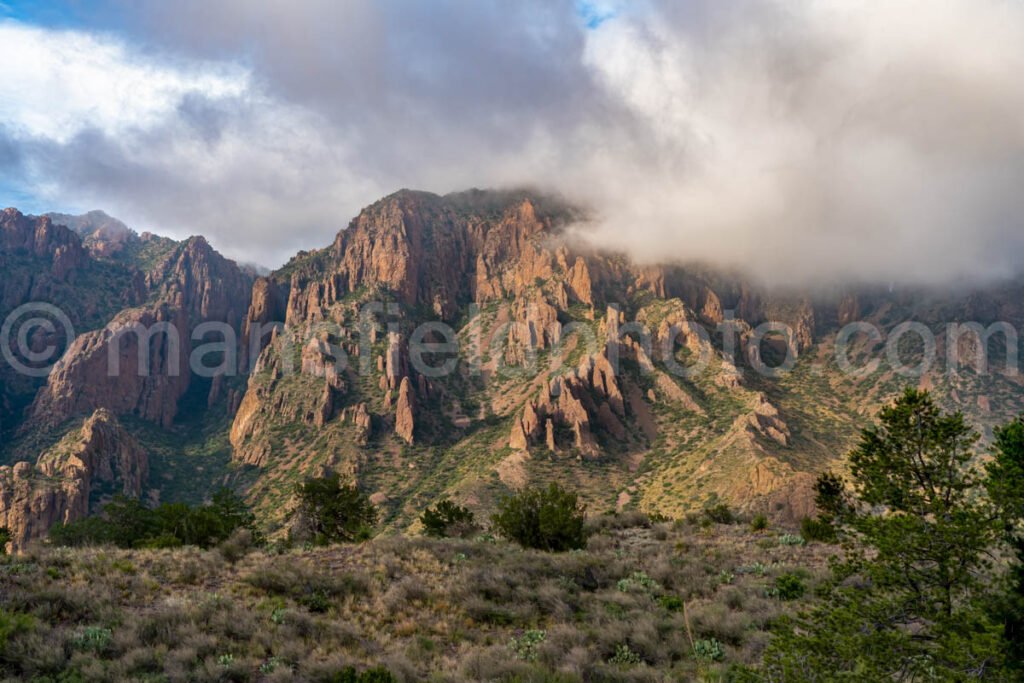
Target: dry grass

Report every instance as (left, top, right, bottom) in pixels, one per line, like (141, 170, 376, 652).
(0, 515, 835, 682)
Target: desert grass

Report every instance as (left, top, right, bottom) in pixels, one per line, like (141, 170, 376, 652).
(0, 515, 835, 682)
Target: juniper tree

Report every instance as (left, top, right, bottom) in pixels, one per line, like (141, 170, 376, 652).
(757, 389, 1007, 681)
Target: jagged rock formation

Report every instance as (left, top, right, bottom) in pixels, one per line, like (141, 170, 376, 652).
(508, 336, 627, 459)
(44, 210, 135, 259)
(395, 377, 415, 444)
(0, 209, 146, 336)
(28, 236, 251, 429)
(9, 190, 1024, 537)
(0, 209, 155, 444)
(0, 409, 147, 552)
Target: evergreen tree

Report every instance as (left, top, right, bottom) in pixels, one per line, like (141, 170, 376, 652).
(757, 389, 1007, 680)
(294, 473, 378, 545)
(491, 483, 587, 552)
(987, 417, 1024, 670)
(420, 499, 477, 538)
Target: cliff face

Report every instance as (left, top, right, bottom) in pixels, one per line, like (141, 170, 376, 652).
(0, 209, 145, 333)
(0, 210, 152, 441)
(8, 190, 1024, 539)
(0, 409, 147, 552)
(27, 236, 252, 429)
(44, 210, 135, 260)
(225, 190, 871, 528)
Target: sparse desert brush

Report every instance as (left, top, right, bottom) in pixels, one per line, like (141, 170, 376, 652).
(0, 513, 832, 681)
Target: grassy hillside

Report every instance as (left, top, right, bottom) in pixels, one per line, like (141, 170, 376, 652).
(0, 514, 834, 682)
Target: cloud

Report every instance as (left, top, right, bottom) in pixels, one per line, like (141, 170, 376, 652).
(1, 2, 1024, 286)
(570, 0, 1024, 286)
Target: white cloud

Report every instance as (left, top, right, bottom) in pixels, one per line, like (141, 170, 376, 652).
(0, 21, 247, 142)
(568, 0, 1024, 285)
(0, 19, 383, 265)
(3, 2, 1024, 285)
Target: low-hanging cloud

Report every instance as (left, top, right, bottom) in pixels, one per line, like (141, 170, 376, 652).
(1, 0, 1023, 286)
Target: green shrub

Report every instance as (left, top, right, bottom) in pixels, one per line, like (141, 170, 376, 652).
(773, 573, 806, 601)
(420, 499, 478, 538)
(800, 516, 837, 543)
(0, 609, 36, 650)
(750, 514, 769, 532)
(48, 488, 260, 550)
(702, 504, 735, 525)
(491, 483, 587, 551)
(778, 533, 805, 546)
(658, 595, 684, 611)
(0, 527, 10, 554)
(294, 473, 378, 545)
(298, 589, 332, 613)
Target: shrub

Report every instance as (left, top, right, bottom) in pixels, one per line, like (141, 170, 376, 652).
(420, 499, 478, 538)
(658, 595, 684, 612)
(294, 473, 378, 545)
(0, 527, 9, 554)
(491, 483, 587, 552)
(800, 516, 837, 543)
(47, 488, 260, 549)
(750, 514, 769, 532)
(777, 533, 805, 546)
(617, 571, 661, 594)
(773, 573, 806, 601)
(0, 609, 36, 649)
(702, 504, 735, 525)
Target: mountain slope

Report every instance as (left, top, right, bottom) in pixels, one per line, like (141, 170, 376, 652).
(4, 190, 1024, 548)
(226, 189, 1024, 535)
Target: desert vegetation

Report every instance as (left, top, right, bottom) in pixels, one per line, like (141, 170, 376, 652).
(1, 390, 1022, 681)
(0, 500, 839, 681)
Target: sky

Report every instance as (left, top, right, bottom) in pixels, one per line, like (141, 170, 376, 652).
(2, 0, 1024, 286)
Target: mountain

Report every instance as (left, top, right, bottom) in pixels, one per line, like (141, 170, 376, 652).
(0, 208, 252, 549)
(3, 190, 1024, 550)
(226, 189, 1024, 536)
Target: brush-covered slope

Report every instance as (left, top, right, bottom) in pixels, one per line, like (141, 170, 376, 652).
(227, 189, 1024, 536)
(6, 190, 1024, 547)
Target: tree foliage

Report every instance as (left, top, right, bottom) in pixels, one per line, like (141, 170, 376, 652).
(988, 416, 1024, 671)
(293, 472, 377, 545)
(490, 483, 587, 552)
(756, 389, 1015, 680)
(48, 488, 259, 550)
(420, 499, 477, 538)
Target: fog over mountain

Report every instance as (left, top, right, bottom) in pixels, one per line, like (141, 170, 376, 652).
(2, 0, 1024, 285)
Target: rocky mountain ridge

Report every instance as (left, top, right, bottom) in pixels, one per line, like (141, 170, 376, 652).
(3, 191, 1024, 548)
(0, 409, 147, 552)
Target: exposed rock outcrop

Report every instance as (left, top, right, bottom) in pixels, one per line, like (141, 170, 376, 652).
(509, 347, 628, 458)
(44, 210, 136, 260)
(0, 409, 147, 552)
(27, 237, 251, 429)
(30, 305, 191, 428)
(743, 395, 791, 447)
(395, 376, 415, 444)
